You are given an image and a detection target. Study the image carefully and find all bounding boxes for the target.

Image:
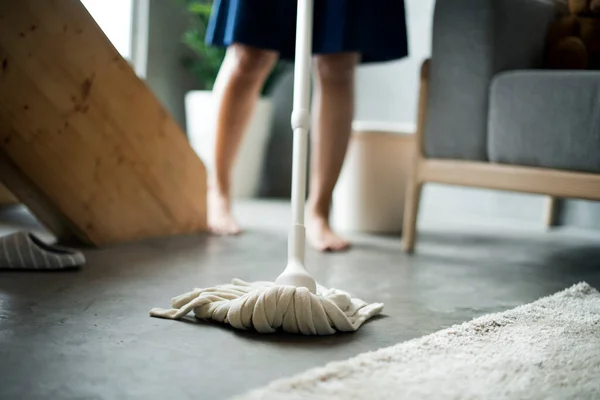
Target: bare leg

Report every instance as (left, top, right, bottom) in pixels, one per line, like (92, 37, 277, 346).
(208, 44, 278, 235)
(307, 52, 358, 251)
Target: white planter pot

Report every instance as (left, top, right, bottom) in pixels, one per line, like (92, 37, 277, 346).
(185, 90, 274, 198)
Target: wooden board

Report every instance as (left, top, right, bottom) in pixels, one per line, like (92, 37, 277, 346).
(418, 159, 600, 202)
(0, 182, 17, 205)
(0, 0, 207, 246)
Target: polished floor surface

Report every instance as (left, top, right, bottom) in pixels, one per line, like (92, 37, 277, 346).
(1, 201, 599, 399)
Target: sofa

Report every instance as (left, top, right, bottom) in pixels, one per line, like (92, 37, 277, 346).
(402, 0, 600, 252)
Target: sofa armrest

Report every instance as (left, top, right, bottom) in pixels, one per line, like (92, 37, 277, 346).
(424, 0, 559, 161)
(488, 70, 600, 173)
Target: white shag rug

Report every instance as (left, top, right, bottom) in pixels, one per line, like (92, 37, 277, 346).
(234, 282, 600, 400)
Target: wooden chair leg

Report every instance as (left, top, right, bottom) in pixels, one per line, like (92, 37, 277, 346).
(402, 180, 423, 253)
(402, 58, 429, 254)
(544, 196, 558, 229)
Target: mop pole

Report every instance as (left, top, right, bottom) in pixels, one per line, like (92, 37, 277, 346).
(274, 0, 317, 293)
(289, 0, 313, 267)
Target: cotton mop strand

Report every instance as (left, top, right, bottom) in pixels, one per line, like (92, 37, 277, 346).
(149, 0, 384, 335)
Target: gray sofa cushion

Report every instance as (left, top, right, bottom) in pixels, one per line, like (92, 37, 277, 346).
(488, 70, 600, 173)
(424, 0, 557, 161)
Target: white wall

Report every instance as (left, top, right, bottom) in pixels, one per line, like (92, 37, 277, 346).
(355, 0, 435, 126)
(81, 0, 133, 60)
(144, 0, 198, 131)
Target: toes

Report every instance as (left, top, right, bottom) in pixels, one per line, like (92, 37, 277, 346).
(320, 242, 349, 253)
(334, 241, 351, 252)
(209, 224, 241, 236)
(228, 225, 242, 235)
(328, 238, 351, 252)
(208, 216, 241, 236)
(308, 232, 351, 252)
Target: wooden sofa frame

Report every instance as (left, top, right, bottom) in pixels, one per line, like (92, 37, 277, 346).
(402, 59, 600, 253)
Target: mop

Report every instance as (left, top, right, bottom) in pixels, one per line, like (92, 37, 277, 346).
(149, 0, 384, 335)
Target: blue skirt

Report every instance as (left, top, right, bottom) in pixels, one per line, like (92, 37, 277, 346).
(205, 0, 409, 64)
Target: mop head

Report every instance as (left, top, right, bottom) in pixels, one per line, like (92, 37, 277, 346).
(149, 279, 384, 335)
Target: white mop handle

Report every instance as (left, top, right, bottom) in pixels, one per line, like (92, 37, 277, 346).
(292, 0, 313, 115)
(289, 0, 314, 265)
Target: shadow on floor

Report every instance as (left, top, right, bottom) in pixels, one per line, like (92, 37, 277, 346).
(540, 245, 600, 274)
(420, 228, 553, 250)
(173, 314, 385, 347)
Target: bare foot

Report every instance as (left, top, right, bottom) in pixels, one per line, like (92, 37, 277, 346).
(208, 190, 241, 235)
(307, 214, 350, 252)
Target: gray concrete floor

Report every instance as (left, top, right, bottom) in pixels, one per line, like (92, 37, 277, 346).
(1, 200, 599, 400)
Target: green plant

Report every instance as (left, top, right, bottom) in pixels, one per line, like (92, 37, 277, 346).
(180, 0, 287, 95)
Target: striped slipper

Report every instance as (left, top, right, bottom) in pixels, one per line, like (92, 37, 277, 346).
(0, 231, 85, 270)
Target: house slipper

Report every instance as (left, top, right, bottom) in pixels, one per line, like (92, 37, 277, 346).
(0, 231, 85, 270)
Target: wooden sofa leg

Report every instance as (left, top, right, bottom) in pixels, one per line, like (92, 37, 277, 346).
(402, 180, 423, 253)
(402, 58, 429, 254)
(544, 196, 558, 229)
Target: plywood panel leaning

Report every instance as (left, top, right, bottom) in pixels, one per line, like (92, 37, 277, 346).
(0, 182, 17, 205)
(0, 0, 207, 246)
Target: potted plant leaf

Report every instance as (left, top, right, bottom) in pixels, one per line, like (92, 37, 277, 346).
(181, 0, 287, 198)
